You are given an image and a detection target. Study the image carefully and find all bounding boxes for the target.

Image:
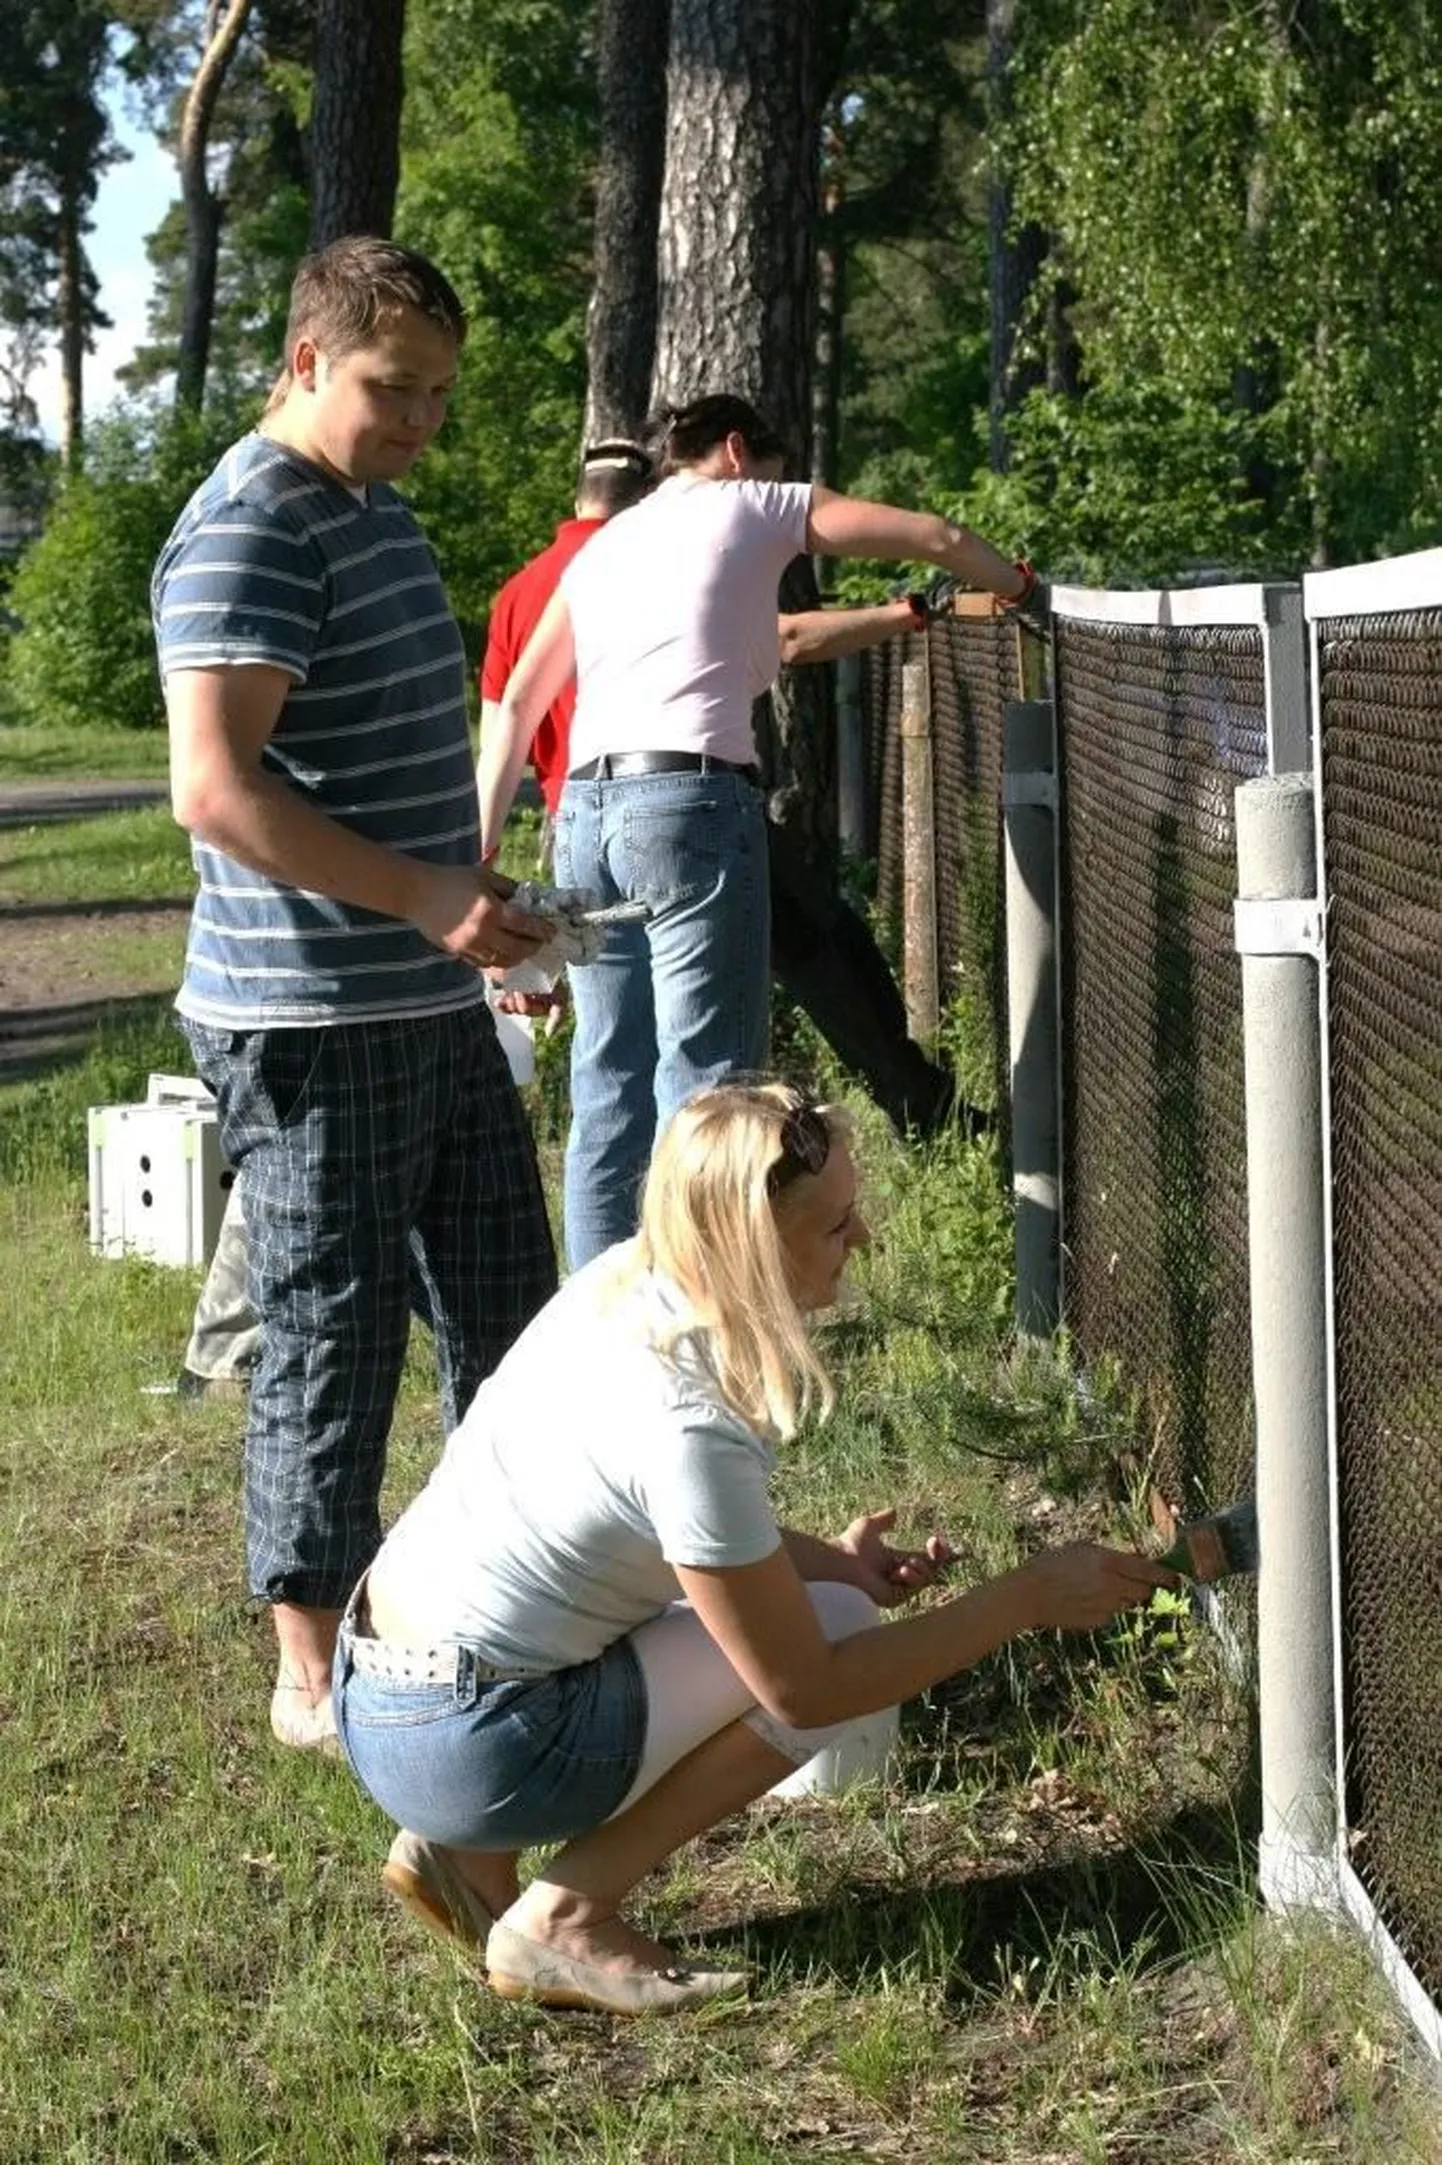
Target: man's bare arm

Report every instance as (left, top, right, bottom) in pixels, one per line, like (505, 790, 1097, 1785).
(166, 666, 549, 969)
(778, 598, 920, 666)
(477, 589, 576, 855)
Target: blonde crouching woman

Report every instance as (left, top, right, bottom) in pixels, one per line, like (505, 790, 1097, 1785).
(334, 1081, 1172, 2016)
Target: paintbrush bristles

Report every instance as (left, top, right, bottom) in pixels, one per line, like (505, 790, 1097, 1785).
(1159, 1497, 1259, 1582)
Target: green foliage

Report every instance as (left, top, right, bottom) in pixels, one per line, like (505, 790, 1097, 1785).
(965, 379, 1277, 584)
(1003, 0, 1442, 570)
(121, 0, 313, 403)
(4, 398, 247, 731)
(0, 3, 115, 344)
(395, 0, 596, 648)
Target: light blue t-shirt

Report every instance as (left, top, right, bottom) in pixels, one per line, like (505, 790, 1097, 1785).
(152, 432, 487, 1028)
(372, 1249, 784, 1670)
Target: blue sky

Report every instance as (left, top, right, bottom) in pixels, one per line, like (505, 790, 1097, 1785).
(30, 99, 175, 440)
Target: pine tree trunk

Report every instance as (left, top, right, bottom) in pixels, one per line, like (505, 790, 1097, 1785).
(651, 0, 820, 464)
(647, 0, 957, 1132)
(986, 0, 1046, 470)
(583, 0, 669, 442)
(176, 0, 254, 412)
(56, 186, 84, 467)
(651, 0, 827, 853)
(308, 0, 406, 248)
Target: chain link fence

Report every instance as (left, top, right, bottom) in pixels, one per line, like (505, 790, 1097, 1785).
(1315, 600, 1442, 2007)
(1052, 612, 1267, 1518)
(864, 611, 1028, 1104)
(852, 566, 1442, 2055)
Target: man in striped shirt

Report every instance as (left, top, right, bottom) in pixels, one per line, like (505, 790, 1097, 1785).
(152, 237, 558, 1754)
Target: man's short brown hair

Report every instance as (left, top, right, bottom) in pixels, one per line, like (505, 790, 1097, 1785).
(267, 236, 467, 407)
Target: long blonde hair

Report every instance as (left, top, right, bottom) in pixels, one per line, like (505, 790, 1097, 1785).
(621, 1081, 850, 1441)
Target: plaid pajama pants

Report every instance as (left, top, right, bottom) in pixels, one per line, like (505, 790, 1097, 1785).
(183, 1006, 558, 1607)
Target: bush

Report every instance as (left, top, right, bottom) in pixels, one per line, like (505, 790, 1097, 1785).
(4, 401, 249, 733)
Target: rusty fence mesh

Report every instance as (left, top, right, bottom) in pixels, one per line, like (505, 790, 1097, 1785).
(1317, 608, 1442, 2004)
(1054, 616, 1266, 1518)
(864, 613, 1026, 1098)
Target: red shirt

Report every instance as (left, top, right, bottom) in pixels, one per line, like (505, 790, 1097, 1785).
(478, 517, 606, 812)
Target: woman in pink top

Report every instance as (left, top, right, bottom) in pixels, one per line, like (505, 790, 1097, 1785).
(481, 395, 1033, 1268)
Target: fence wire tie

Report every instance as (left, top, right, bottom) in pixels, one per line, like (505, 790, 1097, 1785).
(1232, 895, 1326, 959)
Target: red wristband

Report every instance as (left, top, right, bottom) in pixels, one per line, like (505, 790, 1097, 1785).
(998, 557, 1036, 610)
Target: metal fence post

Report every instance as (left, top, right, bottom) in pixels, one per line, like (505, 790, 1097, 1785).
(1003, 698, 1060, 1334)
(900, 655, 939, 1043)
(1234, 770, 1338, 1910)
(836, 652, 866, 858)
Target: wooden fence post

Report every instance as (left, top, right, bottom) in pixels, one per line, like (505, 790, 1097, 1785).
(900, 655, 939, 1043)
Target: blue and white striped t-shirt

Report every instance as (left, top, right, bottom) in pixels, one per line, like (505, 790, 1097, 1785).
(152, 432, 487, 1028)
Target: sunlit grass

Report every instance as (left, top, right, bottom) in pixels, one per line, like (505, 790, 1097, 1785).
(0, 793, 1436, 2160)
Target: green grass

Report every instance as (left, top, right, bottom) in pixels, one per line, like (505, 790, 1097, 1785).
(0, 802, 1438, 2162)
(0, 722, 171, 781)
(0, 801, 191, 904)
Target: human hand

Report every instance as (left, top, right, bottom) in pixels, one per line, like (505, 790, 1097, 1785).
(835, 1509, 956, 1610)
(506, 880, 613, 969)
(1017, 1542, 1177, 1634)
(898, 571, 960, 625)
(410, 863, 553, 971)
(489, 970, 569, 1027)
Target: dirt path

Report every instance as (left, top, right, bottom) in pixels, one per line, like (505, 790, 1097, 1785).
(0, 782, 184, 1079)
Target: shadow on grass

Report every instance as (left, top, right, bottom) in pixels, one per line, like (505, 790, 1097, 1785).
(0, 895, 190, 922)
(0, 988, 182, 1087)
(0, 782, 168, 824)
(719, 1795, 1260, 2005)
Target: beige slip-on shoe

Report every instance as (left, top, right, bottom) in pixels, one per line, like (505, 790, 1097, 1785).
(381, 1830, 496, 1959)
(484, 1920, 748, 2016)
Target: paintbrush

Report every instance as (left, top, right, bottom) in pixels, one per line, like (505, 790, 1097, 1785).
(1157, 1497, 1259, 1583)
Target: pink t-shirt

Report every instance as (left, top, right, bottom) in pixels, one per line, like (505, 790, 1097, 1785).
(559, 473, 813, 771)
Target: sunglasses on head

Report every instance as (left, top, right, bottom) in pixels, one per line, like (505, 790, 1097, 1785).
(766, 1096, 831, 1197)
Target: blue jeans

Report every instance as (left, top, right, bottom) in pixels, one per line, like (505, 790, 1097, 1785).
(553, 768, 770, 1267)
(334, 1610, 645, 1849)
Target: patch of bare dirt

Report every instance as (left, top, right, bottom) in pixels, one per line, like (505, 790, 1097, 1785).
(0, 901, 188, 1077)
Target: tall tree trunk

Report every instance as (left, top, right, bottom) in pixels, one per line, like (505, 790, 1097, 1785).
(584, 0, 669, 443)
(651, 0, 820, 464)
(810, 120, 845, 592)
(810, 129, 844, 493)
(647, 0, 959, 1134)
(652, 0, 826, 850)
(56, 184, 84, 467)
(308, 0, 406, 248)
(176, 0, 255, 412)
(986, 0, 1045, 471)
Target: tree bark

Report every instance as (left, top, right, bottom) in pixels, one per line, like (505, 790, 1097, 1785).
(176, 0, 255, 411)
(583, 0, 669, 443)
(986, 0, 1046, 470)
(55, 183, 84, 467)
(308, 0, 406, 248)
(646, 0, 961, 1134)
(651, 0, 821, 465)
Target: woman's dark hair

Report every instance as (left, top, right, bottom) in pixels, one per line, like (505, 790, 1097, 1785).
(646, 394, 787, 475)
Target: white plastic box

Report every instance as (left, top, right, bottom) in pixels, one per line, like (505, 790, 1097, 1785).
(87, 1073, 235, 1268)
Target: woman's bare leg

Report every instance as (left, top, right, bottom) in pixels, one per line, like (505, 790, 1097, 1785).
(434, 1848, 522, 1916)
(500, 1717, 792, 1972)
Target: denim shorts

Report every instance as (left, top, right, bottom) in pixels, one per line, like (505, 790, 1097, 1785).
(333, 1618, 646, 1850)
